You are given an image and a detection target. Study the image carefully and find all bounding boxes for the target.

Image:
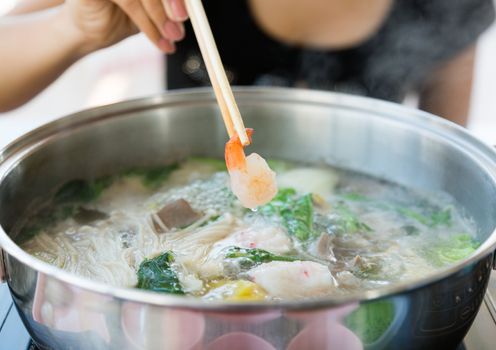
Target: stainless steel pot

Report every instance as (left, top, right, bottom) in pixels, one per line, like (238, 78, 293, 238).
(1, 87, 496, 350)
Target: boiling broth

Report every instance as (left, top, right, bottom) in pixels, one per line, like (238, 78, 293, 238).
(18, 158, 479, 300)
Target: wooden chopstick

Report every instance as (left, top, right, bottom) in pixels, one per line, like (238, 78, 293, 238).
(184, 0, 250, 146)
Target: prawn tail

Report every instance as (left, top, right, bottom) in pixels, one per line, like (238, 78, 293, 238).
(225, 128, 254, 172)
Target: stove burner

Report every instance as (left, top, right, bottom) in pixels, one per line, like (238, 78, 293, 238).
(23, 339, 468, 350)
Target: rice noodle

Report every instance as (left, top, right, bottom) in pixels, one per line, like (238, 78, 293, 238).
(19, 160, 478, 299)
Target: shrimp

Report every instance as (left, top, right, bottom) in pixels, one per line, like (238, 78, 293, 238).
(225, 128, 278, 208)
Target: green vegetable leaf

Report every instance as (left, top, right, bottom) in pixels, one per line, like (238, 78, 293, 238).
(18, 204, 77, 244)
(396, 206, 451, 228)
(136, 252, 184, 294)
(259, 188, 297, 216)
(225, 246, 297, 267)
(396, 207, 430, 226)
(142, 167, 175, 188)
(260, 188, 318, 241)
(266, 159, 293, 172)
(426, 233, 480, 266)
(124, 163, 179, 189)
(20, 176, 113, 243)
(187, 157, 226, 171)
(55, 177, 113, 204)
(430, 208, 452, 227)
(199, 215, 221, 227)
(334, 204, 372, 234)
(342, 192, 370, 202)
(140, 164, 179, 188)
(284, 194, 315, 241)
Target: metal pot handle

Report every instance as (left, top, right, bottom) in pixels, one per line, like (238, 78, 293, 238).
(0, 248, 5, 283)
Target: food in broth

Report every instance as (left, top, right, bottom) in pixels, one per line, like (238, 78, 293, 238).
(18, 158, 479, 300)
(224, 128, 277, 208)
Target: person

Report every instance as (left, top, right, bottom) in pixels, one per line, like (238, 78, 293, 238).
(1, 1, 495, 127)
(0, 0, 188, 112)
(168, 0, 495, 126)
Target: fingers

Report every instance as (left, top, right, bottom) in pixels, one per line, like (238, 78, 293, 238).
(114, 0, 188, 53)
(114, 0, 172, 52)
(143, 0, 185, 41)
(163, 0, 188, 21)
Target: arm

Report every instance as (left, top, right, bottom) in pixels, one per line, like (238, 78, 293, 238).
(0, 0, 188, 113)
(8, 0, 63, 15)
(418, 45, 476, 126)
(0, 7, 89, 112)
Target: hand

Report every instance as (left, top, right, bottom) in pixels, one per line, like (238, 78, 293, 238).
(65, 0, 188, 54)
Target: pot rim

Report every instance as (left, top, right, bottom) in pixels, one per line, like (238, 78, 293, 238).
(1, 86, 496, 311)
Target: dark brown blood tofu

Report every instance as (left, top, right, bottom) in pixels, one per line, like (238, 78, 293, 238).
(153, 199, 202, 232)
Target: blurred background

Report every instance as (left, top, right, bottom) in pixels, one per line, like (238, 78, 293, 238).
(0, 0, 495, 147)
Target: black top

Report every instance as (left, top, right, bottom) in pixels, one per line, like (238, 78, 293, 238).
(166, 0, 495, 102)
